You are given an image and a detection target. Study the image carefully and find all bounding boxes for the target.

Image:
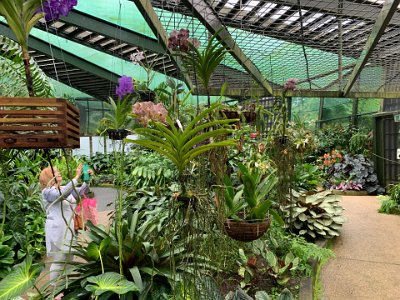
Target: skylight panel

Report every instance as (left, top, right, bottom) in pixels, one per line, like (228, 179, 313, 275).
(303, 13, 324, 26)
(256, 2, 277, 18)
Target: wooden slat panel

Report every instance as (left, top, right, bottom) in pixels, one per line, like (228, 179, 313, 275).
(0, 98, 64, 107)
(67, 116, 79, 128)
(0, 126, 62, 131)
(0, 110, 62, 116)
(66, 123, 80, 135)
(0, 118, 64, 124)
(0, 133, 64, 139)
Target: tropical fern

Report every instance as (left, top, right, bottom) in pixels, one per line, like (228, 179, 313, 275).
(0, 35, 53, 97)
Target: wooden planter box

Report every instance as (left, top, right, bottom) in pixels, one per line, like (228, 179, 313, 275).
(0, 97, 80, 149)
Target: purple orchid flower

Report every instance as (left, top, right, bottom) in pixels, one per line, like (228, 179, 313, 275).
(40, 0, 78, 22)
(116, 76, 134, 98)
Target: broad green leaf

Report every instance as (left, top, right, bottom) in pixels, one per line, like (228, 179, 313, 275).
(0, 256, 43, 300)
(85, 272, 139, 296)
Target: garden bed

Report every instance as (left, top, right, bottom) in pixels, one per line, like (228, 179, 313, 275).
(331, 190, 369, 196)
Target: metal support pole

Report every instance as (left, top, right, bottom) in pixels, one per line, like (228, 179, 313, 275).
(318, 97, 325, 129)
(351, 98, 359, 128)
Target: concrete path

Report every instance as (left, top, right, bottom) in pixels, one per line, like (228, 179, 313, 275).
(320, 196, 400, 300)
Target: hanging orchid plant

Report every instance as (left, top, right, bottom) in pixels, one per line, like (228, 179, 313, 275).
(167, 29, 200, 52)
(115, 75, 135, 99)
(0, 0, 77, 96)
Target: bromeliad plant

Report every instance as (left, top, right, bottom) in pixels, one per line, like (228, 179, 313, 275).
(126, 102, 239, 197)
(224, 163, 283, 224)
(42, 203, 217, 299)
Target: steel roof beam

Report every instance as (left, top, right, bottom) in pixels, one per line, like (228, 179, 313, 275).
(342, 0, 400, 96)
(0, 21, 120, 99)
(132, 0, 194, 91)
(181, 0, 273, 95)
(204, 86, 399, 99)
(261, 0, 400, 26)
(57, 10, 165, 54)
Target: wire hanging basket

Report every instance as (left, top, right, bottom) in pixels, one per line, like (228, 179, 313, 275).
(224, 217, 271, 242)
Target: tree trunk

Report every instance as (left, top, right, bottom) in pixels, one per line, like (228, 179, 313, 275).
(22, 47, 34, 97)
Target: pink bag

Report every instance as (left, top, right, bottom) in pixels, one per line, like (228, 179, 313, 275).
(76, 197, 98, 226)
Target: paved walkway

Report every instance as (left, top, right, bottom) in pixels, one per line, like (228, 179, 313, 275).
(320, 196, 400, 300)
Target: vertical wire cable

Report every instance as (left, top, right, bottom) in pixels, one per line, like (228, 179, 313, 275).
(296, 0, 312, 89)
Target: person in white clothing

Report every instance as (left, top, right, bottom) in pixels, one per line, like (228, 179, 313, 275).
(39, 164, 89, 285)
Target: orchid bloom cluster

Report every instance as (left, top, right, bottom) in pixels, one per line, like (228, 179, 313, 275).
(167, 29, 200, 52)
(39, 0, 77, 22)
(116, 76, 134, 98)
(129, 52, 145, 65)
(132, 101, 168, 127)
(284, 78, 298, 91)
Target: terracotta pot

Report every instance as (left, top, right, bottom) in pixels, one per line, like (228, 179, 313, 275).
(224, 217, 271, 242)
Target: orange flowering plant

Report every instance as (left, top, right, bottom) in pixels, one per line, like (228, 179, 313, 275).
(320, 150, 343, 168)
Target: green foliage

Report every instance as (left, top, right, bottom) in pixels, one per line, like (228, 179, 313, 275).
(0, 0, 44, 50)
(98, 97, 134, 135)
(284, 190, 345, 240)
(0, 36, 53, 97)
(0, 150, 46, 269)
(0, 236, 15, 280)
(224, 286, 294, 300)
(348, 132, 372, 156)
(182, 31, 228, 105)
(224, 163, 283, 223)
(315, 124, 354, 156)
(377, 195, 400, 215)
(0, 255, 43, 300)
(265, 224, 334, 277)
(252, 240, 299, 286)
(126, 102, 238, 194)
(378, 184, 400, 215)
(292, 163, 323, 192)
(85, 272, 139, 296)
(49, 198, 216, 299)
(125, 149, 177, 189)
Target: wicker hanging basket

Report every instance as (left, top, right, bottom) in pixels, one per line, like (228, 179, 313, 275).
(224, 218, 271, 242)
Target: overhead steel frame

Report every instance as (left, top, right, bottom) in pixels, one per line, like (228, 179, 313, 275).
(342, 0, 400, 96)
(132, 0, 194, 91)
(0, 21, 120, 100)
(181, 0, 274, 96)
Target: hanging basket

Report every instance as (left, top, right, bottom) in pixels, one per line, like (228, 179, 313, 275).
(0, 97, 80, 149)
(243, 111, 256, 123)
(224, 218, 271, 242)
(107, 129, 129, 140)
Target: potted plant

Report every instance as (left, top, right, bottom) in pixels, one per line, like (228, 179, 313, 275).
(98, 96, 134, 140)
(126, 102, 239, 203)
(97, 75, 140, 140)
(223, 163, 283, 242)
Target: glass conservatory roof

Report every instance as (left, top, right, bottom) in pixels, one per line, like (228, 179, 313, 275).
(1, 0, 399, 100)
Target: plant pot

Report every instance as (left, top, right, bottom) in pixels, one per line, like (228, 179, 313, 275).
(177, 195, 197, 211)
(107, 129, 129, 140)
(224, 218, 271, 242)
(243, 111, 256, 123)
(137, 90, 156, 102)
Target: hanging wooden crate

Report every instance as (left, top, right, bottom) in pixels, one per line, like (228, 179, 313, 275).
(0, 97, 80, 149)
